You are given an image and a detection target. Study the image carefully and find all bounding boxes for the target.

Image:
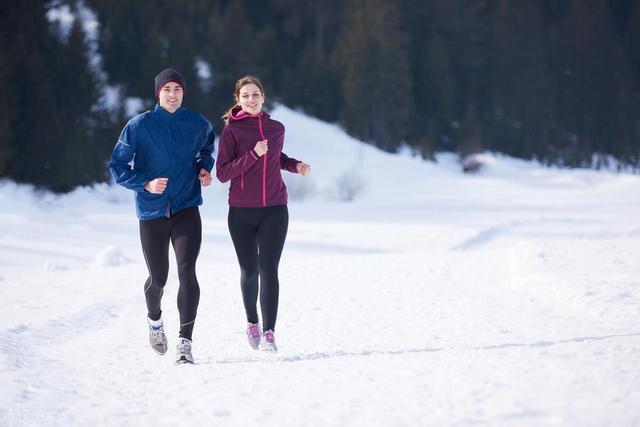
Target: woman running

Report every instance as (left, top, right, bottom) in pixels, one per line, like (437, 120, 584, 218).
(216, 75, 311, 352)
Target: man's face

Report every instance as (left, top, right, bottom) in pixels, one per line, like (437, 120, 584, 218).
(158, 82, 183, 113)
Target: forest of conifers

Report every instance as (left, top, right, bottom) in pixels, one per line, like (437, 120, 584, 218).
(1, 0, 639, 191)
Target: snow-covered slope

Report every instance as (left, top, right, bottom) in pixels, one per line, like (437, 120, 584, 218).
(1, 105, 639, 426)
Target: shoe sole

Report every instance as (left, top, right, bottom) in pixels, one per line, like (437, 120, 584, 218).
(150, 339, 168, 355)
(151, 346, 168, 355)
(175, 356, 194, 364)
(149, 330, 168, 355)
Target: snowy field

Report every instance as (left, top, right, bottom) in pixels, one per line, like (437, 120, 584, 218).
(1, 105, 639, 426)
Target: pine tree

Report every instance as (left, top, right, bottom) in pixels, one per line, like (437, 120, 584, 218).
(487, 1, 553, 160)
(402, 1, 493, 157)
(624, 2, 640, 91)
(413, 27, 457, 158)
(268, 0, 343, 123)
(553, 0, 636, 167)
(623, 2, 640, 167)
(53, 15, 102, 190)
(3, 0, 63, 187)
(458, 99, 483, 157)
(200, 0, 267, 126)
(3, 0, 639, 191)
(88, 0, 164, 100)
(0, 6, 11, 175)
(335, 0, 412, 151)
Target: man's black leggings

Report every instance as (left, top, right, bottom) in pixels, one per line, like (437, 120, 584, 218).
(228, 205, 288, 332)
(140, 206, 201, 340)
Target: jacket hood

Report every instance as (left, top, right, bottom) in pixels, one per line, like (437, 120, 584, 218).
(228, 105, 270, 123)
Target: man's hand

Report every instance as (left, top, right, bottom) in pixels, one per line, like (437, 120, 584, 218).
(199, 169, 212, 187)
(144, 177, 168, 194)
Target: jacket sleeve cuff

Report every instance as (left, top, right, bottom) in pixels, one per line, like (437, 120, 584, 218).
(196, 158, 214, 172)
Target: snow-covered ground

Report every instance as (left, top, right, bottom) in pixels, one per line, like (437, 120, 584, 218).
(1, 105, 639, 426)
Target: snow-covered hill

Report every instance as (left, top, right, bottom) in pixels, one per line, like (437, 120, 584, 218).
(1, 105, 639, 426)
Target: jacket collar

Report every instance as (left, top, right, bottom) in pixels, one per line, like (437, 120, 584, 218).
(154, 103, 183, 119)
(228, 105, 269, 123)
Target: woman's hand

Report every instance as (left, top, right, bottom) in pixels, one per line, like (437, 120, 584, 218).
(254, 140, 268, 156)
(145, 177, 168, 194)
(199, 169, 212, 186)
(296, 162, 311, 176)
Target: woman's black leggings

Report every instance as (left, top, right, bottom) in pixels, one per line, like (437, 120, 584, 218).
(139, 206, 201, 340)
(228, 205, 288, 332)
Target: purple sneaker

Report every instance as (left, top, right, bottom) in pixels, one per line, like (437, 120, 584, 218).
(258, 329, 277, 352)
(246, 323, 261, 350)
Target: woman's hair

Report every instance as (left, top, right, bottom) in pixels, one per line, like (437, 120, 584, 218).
(222, 75, 265, 124)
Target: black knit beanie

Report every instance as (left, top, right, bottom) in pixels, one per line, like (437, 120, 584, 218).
(154, 68, 185, 98)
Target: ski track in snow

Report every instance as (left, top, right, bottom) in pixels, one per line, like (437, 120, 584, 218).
(1, 106, 640, 426)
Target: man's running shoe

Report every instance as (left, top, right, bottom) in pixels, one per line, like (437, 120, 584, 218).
(148, 317, 168, 355)
(175, 337, 194, 364)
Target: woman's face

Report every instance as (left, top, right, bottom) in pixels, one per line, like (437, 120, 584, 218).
(238, 83, 264, 116)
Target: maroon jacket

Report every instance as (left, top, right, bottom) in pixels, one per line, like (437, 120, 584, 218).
(216, 106, 301, 207)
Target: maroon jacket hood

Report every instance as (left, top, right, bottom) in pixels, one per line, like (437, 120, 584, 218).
(228, 105, 271, 123)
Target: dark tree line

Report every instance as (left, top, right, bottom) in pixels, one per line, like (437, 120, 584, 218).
(1, 0, 639, 192)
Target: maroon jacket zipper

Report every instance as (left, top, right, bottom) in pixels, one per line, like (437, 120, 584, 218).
(258, 113, 267, 207)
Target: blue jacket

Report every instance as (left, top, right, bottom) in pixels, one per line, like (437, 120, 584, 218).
(109, 104, 215, 220)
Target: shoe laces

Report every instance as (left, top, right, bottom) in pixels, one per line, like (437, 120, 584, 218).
(247, 323, 260, 338)
(263, 330, 275, 344)
(177, 339, 192, 354)
(149, 325, 165, 344)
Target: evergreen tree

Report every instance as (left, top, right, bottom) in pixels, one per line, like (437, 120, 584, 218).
(624, 1, 640, 91)
(2, 0, 63, 187)
(53, 15, 102, 190)
(553, 0, 636, 167)
(623, 2, 640, 166)
(3, 0, 640, 191)
(405, 1, 493, 156)
(458, 99, 483, 157)
(409, 24, 457, 158)
(88, 0, 164, 100)
(0, 5, 11, 175)
(206, 0, 262, 125)
(335, 0, 412, 151)
(270, 0, 343, 122)
(487, 1, 554, 160)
